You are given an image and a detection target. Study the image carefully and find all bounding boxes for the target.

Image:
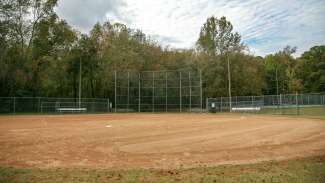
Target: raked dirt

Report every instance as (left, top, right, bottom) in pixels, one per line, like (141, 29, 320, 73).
(0, 113, 325, 169)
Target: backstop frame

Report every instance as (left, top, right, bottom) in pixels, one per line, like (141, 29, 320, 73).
(114, 70, 203, 112)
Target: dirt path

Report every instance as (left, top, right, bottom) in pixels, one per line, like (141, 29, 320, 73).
(0, 113, 325, 169)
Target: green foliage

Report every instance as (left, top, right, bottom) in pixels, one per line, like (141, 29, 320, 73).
(297, 46, 325, 92)
(263, 46, 303, 95)
(195, 16, 263, 97)
(196, 16, 243, 56)
(0, 2, 324, 98)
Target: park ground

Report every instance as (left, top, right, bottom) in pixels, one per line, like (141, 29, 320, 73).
(0, 113, 325, 182)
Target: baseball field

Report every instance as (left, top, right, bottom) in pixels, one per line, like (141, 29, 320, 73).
(0, 113, 325, 182)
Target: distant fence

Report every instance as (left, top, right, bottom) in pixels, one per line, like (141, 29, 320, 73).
(0, 97, 111, 114)
(206, 93, 325, 116)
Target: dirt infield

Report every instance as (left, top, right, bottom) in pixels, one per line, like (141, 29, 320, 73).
(0, 113, 325, 169)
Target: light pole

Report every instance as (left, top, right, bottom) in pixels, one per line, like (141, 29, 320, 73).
(276, 68, 279, 96)
(276, 67, 279, 109)
(79, 57, 82, 108)
(227, 52, 232, 112)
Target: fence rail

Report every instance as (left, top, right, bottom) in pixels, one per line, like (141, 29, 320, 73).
(0, 97, 111, 114)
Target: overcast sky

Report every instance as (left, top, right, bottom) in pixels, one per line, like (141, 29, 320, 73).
(55, 0, 325, 56)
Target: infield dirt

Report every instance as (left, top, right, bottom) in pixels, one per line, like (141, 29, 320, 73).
(0, 113, 325, 169)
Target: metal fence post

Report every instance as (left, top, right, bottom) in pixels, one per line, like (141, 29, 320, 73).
(200, 70, 203, 113)
(152, 71, 155, 113)
(40, 101, 43, 113)
(296, 92, 299, 115)
(38, 97, 41, 113)
(127, 71, 130, 112)
(179, 71, 182, 112)
(107, 99, 110, 112)
(206, 98, 208, 112)
(138, 72, 141, 112)
(189, 71, 192, 112)
(114, 71, 117, 113)
(165, 71, 168, 112)
(221, 97, 223, 112)
(13, 97, 16, 114)
(280, 94, 283, 114)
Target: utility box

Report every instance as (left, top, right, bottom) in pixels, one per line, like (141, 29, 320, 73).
(210, 102, 217, 113)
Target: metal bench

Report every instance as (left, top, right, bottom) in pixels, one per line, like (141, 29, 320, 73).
(232, 107, 261, 111)
(57, 108, 87, 112)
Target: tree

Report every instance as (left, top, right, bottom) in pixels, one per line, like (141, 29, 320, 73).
(263, 46, 301, 94)
(196, 16, 243, 56)
(297, 46, 325, 92)
(1, 0, 58, 62)
(1, 4, 323, 100)
(196, 16, 247, 104)
(0, 0, 59, 96)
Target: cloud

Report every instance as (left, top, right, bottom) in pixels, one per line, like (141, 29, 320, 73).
(150, 34, 182, 45)
(55, 0, 325, 56)
(55, 0, 128, 33)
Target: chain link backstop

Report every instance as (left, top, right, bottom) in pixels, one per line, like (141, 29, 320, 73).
(114, 70, 203, 112)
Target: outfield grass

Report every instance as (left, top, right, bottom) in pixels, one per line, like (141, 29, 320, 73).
(1, 156, 324, 183)
(259, 106, 325, 119)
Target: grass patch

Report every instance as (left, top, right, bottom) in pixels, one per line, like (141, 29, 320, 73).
(1, 156, 325, 183)
(259, 106, 325, 119)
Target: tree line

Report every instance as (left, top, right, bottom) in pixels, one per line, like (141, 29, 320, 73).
(1, 0, 324, 100)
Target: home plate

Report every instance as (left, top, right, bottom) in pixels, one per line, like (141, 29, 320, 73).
(105, 125, 112, 128)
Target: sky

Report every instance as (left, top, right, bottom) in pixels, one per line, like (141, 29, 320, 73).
(55, 0, 325, 57)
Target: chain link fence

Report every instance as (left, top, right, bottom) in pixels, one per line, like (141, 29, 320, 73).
(114, 70, 203, 112)
(207, 93, 325, 117)
(0, 97, 111, 114)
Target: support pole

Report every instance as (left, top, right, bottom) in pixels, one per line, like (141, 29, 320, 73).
(234, 96, 237, 107)
(152, 71, 155, 112)
(79, 57, 82, 108)
(165, 72, 168, 112)
(13, 97, 16, 114)
(296, 92, 299, 115)
(107, 99, 110, 112)
(200, 70, 203, 112)
(206, 98, 208, 112)
(127, 71, 130, 112)
(220, 97, 223, 112)
(38, 97, 41, 113)
(189, 71, 192, 112)
(138, 73, 141, 112)
(280, 94, 283, 114)
(276, 68, 279, 96)
(114, 71, 117, 113)
(180, 71, 182, 112)
(227, 54, 232, 112)
(276, 68, 279, 109)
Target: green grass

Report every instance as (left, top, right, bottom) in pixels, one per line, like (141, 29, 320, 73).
(259, 106, 325, 119)
(1, 156, 325, 183)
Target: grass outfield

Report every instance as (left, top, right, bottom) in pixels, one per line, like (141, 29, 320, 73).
(1, 156, 324, 183)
